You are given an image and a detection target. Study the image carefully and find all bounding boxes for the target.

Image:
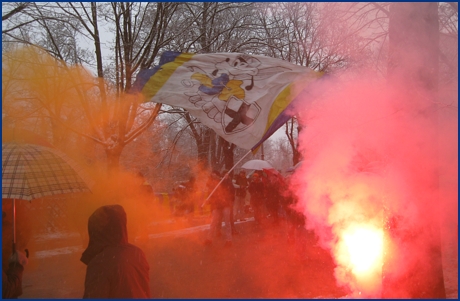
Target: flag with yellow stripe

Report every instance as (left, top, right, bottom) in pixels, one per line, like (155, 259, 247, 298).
(131, 51, 321, 150)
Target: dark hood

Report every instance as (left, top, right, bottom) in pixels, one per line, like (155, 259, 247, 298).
(80, 204, 129, 265)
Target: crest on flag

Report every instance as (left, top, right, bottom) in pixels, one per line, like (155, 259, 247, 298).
(180, 54, 291, 135)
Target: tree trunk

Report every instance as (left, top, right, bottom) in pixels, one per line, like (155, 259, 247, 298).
(293, 122, 303, 165)
(221, 138, 235, 173)
(105, 145, 123, 173)
(197, 127, 212, 169)
(209, 131, 217, 170)
(383, 3, 445, 299)
(91, 2, 104, 79)
(285, 118, 302, 165)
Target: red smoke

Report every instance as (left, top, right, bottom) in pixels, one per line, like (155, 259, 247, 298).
(289, 71, 457, 297)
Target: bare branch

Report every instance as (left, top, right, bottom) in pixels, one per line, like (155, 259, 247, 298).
(2, 2, 30, 21)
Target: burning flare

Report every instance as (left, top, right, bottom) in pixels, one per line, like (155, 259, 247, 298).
(342, 226, 383, 276)
(333, 223, 384, 297)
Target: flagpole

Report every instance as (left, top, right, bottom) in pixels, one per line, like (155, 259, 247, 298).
(261, 143, 265, 160)
(201, 149, 252, 208)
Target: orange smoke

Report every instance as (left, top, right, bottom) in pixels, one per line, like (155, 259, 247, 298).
(2, 46, 215, 259)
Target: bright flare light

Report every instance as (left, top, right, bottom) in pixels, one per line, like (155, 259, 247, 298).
(343, 226, 383, 276)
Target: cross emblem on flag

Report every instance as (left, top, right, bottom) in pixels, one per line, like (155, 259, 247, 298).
(223, 97, 261, 134)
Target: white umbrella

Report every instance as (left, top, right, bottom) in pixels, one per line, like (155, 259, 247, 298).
(241, 159, 274, 170)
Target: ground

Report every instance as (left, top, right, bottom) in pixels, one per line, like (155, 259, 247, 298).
(20, 215, 458, 299)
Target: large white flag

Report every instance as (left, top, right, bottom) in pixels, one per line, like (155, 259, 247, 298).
(131, 51, 321, 150)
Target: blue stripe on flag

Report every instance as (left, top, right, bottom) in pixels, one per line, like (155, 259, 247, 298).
(130, 51, 182, 94)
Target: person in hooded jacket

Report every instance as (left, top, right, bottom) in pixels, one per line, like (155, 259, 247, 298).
(80, 204, 151, 299)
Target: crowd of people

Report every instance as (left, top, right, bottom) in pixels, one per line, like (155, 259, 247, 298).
(134, 167, 306, 251)
(202, 167, 306, 249)
(2, 166, 306, 299)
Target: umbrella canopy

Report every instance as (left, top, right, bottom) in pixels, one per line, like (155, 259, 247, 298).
(241, 159, 274, 170)
(2, 142, 94, 253)
(2, 143, 94, 201)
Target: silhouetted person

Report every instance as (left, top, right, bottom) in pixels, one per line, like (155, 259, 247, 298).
(204, 170, 233, 247)
(2, 211, 28, 299)
(133, 172, 154, 244)
(248, 171, 266, 225)
(221, 170, 238, 235)
(183, 175, 197, 217)
(233, 170, 248, 222)
(265, 170, 286, 225)
(81, 204, 150, 298)
(2, 251, 28, 299)
(136, 172, 154, 198)
(280, 175, 307, 245)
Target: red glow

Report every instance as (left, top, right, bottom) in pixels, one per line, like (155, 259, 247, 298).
(341, 225, 383, 276)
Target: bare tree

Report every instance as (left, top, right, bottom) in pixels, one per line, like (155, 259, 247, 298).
(1, 2, 190, 171)
(382, 3, 448, 298)
(5, 2, 453, 175)
(159, 2, 262, 171)
(322, 2, 457, 80)
(253, 2, 375, 166)
(259, 2, 457, 167)
(258, 135, 294, 172)
(284, 118, 302, 165)
(2, 46, 89, 146)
